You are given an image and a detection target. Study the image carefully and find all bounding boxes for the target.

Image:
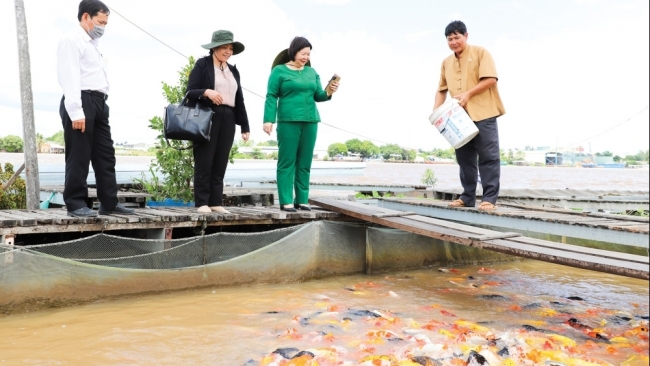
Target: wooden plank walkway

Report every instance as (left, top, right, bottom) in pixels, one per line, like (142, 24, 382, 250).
(309, 197, 649, 280)
(427, 188, 649, 212)
(379, 198, 649, 248)
(0, 206, 346, 235)
(40, 186, 152, 208)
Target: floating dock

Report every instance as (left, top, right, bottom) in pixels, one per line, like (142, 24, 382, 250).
(309, 197, 649, 280)
(378, 198, 649, 248)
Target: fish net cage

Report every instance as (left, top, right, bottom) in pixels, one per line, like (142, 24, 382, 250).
(0, 221, 513, 313)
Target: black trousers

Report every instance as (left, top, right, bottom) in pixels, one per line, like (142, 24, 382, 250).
(455, 117, 500, 206)
(193, 105, 236, 207)
(59, 93, 118, 211)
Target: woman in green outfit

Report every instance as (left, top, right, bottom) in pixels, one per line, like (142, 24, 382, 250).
(263, 37, 339, 212)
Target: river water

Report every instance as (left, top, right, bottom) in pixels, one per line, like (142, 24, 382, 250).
(0, 153, 648, 364)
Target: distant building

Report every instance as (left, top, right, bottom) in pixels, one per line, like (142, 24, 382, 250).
(123, 142, 149, 151)
(545, 152, 563, 165)
(38, 142, 65, 154)
(38, 143, 51, 153)
(49, 143, 65, 154)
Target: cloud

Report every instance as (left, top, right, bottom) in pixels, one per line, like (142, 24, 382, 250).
(313, 0, 352, 5)
(405, 30, 433, 43)
(0, 0, 647, 157)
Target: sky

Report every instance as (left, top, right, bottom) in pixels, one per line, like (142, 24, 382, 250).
(0, 0, 648, 155)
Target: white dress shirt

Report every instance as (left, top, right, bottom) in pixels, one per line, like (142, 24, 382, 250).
(57, 25, 109, 121)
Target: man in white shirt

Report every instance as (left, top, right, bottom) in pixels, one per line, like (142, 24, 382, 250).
(57, 0, 134, 217)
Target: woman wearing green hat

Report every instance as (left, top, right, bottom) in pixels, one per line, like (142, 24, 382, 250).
(186, 30, 250, 214)
(263, 37, 340, 212)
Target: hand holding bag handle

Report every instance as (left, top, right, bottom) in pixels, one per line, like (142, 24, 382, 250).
(164, 92, 214, 150)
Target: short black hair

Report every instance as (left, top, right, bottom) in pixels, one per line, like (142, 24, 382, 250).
(288, 37, 312, 62)
(445, 20, 467, 37)
(77, 0, 110, 21)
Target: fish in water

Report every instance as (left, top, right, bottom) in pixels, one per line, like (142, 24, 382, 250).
(522, 324, 551, 333)
(477, 294, 507, 300)
(467, 350, 489, 365)
(272, 348, 300, 359)
(565, 296, 585, 301)
(410, 356, 443, 366)
(346, 309, 382, 318)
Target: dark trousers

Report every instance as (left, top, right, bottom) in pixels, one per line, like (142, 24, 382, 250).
(455, 117, 500, 206)
(193, 105, 236, 207)
(59, 93, 118, 211)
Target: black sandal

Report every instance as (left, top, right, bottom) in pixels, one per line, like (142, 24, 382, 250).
(294, 204, 312, 211)
(280, 205, 297, 212)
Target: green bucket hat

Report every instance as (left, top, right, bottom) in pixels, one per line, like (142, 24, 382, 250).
(271, 48, 311, 70)
(201, 30, 245, 55)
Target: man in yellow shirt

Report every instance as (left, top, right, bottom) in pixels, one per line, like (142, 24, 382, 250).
(433, 20, 505, 211)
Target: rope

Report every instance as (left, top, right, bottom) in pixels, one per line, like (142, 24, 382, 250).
(107, 6, 421, 151)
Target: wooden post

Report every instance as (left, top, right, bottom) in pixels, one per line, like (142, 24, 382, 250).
(14, 0, 40, 210)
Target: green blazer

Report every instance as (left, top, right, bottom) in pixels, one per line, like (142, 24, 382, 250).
(264, 65, 331, 123)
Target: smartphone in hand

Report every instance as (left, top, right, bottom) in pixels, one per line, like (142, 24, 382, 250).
(326, 74, 341, 93)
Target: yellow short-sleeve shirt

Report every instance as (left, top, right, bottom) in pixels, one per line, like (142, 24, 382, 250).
(438, 45, 505, 122)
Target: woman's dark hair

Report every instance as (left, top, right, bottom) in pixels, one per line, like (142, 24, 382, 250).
(288, 37, 312, 61)
(444, 20, 467, 37)
(77, 0, 110, 21)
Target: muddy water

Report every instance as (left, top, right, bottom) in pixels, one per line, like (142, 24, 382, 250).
(1, 152, 648, 190)
(0, 155, 648, 364)
(0, 261, 647, 365)
(314, 162, 650, 191)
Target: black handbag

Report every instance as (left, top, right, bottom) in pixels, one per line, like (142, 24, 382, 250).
(164, 94, 213, 146)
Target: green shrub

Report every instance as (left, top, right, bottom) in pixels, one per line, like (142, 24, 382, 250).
(0, 163, 27, 209)
(421, 168, 437, 188)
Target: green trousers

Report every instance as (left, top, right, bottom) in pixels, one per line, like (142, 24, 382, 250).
(276, 122, 318, 205)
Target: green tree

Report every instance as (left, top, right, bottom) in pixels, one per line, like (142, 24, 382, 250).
(1, 135, 24, 152)
(432, 147, 456, 160)
(360, 140, 380, 158)
(0, 163, 27, 209)
(257, 140, 278, 146)
(327, 142, 348, 157)
(345, 138, 363, 155)
(46, 131, 65, 146)
(36, 133, 45, 147)
(402, 148, 416, 161)
(141, 57, 200, 202)
(421, 168, 437, 188)
(380, 144, 402, 160)
(514, 150, 526, 161)
(238, 139, 254, 147)
(251, 147, 264, 159)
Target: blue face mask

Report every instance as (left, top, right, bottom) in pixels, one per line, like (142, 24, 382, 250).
(85, 19, 105, 40)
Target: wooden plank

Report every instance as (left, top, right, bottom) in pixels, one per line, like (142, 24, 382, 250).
(372, 211, 416, 218)
(467, 232, 521, 241)
(227, 207, 271, 219)
(503, 236, 649, 265)
(498, 202, 649, 223)
(481, 239, 647, 279)
(310, 197, 648, 280)
(145, 208, 194, 222)
(407, 215, 496, 236)
(0, 213, 17, 227)
(32, 209, 80, 225)
(0, 211, 36, 226)
(7, 210, 55, 225)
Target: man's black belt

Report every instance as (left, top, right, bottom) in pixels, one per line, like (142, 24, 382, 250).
(82, 90, 108, 101)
